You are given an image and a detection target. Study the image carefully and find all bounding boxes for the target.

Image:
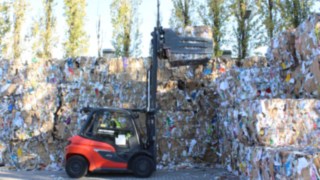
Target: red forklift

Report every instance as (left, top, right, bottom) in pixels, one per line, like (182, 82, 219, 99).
(64, 0, 213, 178)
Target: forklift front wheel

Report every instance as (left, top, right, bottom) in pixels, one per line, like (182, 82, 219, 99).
(66, 155, 88, 178)
(131, 156, 155, 178)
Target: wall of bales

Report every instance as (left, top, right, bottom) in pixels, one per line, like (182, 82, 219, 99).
(0, 56, 241, 170)
(215, 14, 320, 179)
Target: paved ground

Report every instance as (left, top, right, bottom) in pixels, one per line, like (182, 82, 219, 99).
(0, 167, 239, 180)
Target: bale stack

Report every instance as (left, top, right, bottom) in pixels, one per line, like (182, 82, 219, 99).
(267, 14, 320, 99)
(215, 14, 320, 179)
(0, 54, 224, 171)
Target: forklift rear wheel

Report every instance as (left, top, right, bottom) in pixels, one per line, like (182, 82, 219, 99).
(66, 155, 88, 178)
(132, 156, 155, 178)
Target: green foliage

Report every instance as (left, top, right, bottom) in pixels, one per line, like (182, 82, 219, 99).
(0, 1, 11, 57)
(31, 0, 57, 60)
(199, 0, 228, 57)
(315, 25, 320, 40)
(13, 0, 27, 61)
(256, 0, 277, 41)
(276, 0, 314, 29)
(170, 0, 194, 29)
(31, 18, 42, 58)
(110, 0, 142, 58)
(230, 0, 249, 60)
(43, 0, 56, 59)
(64, 0, 88, 58)
(231, 0, 262, 60)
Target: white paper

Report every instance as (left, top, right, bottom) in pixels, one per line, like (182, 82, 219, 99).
(1, 84, 10, 93)
(219, 81, 229, 90)
(115, 134, 126, 146)
(188, 139, 197, 155)
(297, 157, 309, 174)
(13, 112, 23, 128)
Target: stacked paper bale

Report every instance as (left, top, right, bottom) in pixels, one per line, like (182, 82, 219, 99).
(242, 56, 268, 68)
(277, 54, 320, 99)
(217, 99, 320, 179)
(0, 54, 264, 171)
(216, 74, 320, 178)
(53, 57, 148, 141)
(0, 54, 224, 171)
(56, 58, 221, 167)
(216, 14, 320, 179)
(219, 99, 320, 147)
(267, 14, 320, 99)
(0, 60, 61, 166)
(0, 81, 61, 170)
(216, 67, 282, 104)
(147, 60, 220, 167)
(0, 24, 254, 170)
(267, 29, 296, 67)
(227, 142, 320, 179)
(0, 59, 12, 83)
(295, 14, 320, 62)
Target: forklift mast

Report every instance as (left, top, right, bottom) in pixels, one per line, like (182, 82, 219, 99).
(146, 0, 213, 166)
(145, 0, 161, 165)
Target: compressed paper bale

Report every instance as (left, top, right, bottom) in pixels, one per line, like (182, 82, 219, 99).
(267, 14, 320, 65)
(279, 57, 320, 99)
(267, 29, 296, 65)
(43, 59, 64, 84)
(156, 110, 217, 164)
(295, 14, 320, 61)
(212, 57, 236, 72)
(0, 56, 221, 170)
(169, 66, 191, 80)
(158, 79, 210, 111)
(221, 141, 320, 179)
(216, 14, 320, 176)
(157, 138, 187, 164)
(158, 92, 178, 111)
(158, 61, 174, 82)
(2, 141, 39, 170)
(310, 56, 320, 82)
(21, 83, 58, 112)
(219, 99, 317, 147)
(0, 140, 6, 164)
(0, 59, 11, 83)
(242, 56, 268, 68)
(157, 137, 209, 165)
(215, 67, 283, 107)
(107, 58, 123, 74)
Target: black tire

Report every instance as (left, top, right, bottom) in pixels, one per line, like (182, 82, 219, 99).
(65, 155, 88, 178)
(131, 156, 155, 178)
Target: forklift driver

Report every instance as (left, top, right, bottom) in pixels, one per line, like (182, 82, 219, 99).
(96, 112, 119, 129)
(110, 116, 121, 129)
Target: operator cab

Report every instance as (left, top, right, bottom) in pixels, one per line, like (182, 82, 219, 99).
(80, 108, 140, 151)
